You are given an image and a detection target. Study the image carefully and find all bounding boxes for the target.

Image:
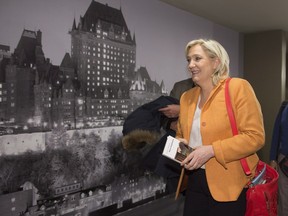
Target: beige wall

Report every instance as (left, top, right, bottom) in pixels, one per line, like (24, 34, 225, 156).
(243, 30, 286, 162)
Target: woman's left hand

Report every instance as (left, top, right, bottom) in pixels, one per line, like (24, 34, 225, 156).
(181, 145, 214, 170)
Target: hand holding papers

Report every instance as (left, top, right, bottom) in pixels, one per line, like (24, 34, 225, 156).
(162, 135, 193, 163)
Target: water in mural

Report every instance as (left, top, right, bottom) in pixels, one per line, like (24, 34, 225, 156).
(0, 1, 171, 215)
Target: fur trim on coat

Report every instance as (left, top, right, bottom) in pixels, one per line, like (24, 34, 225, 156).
(122, 129, 162, 150)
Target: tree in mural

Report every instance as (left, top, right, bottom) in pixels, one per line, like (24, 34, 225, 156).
(30, 151, 55, 197)
(46, 127, 70, 149)
(0, 128, 157, 199)
(0, 155, 18, 193)
(0, 152, 55, 197)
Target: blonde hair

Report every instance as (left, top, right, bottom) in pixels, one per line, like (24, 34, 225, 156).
(185, 39, 230, 85)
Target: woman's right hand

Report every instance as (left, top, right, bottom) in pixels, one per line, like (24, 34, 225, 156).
(181, 145, 214, 170)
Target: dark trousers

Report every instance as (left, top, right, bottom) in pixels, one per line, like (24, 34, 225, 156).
(183, 169, 247, 216)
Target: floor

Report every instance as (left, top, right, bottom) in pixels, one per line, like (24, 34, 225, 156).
(116, 193, 185, 216)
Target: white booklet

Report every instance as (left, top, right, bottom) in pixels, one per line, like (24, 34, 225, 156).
(162, 135, 193, 163)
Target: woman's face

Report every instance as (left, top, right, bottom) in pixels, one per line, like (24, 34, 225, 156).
(187, 44, 218, 86)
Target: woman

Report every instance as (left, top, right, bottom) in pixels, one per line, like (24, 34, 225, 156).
(176, 39, 265, 216)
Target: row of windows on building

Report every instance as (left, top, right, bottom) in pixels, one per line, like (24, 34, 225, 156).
(81, 51, 135, 64)
(0, 84, 7, 102)
(89, 28, 127, 41)
(78, 43, 135, 54)
(87, 59, 132, 66)
(83, 44, 133, 55)
(86, 64, 127, 72)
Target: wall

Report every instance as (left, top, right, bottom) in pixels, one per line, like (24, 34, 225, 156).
(0, 0, 242, 92)
(243, 30, 286, 162)
(0, 0, 243, 215)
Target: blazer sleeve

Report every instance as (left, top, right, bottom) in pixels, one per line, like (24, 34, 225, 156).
(213, 78, 265, 166)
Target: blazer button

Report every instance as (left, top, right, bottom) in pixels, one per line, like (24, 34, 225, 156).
(202, 122, 206, 127)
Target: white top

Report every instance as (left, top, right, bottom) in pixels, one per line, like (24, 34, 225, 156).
(189, 97, 205, 168)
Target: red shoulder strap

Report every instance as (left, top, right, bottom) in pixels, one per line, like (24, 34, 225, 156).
(225, 78, 251, 176)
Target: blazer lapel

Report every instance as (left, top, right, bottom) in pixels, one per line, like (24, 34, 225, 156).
(186, 89, 200, 140)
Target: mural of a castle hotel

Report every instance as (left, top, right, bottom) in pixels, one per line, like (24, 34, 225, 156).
(0, 1, 167, 134)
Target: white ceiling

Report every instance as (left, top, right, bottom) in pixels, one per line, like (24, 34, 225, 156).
(160, 0, 288, 35)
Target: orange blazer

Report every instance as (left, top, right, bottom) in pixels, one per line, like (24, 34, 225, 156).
(176, 78, 265, 202)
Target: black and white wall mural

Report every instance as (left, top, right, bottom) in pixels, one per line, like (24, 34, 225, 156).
(0, 0, 242, 215)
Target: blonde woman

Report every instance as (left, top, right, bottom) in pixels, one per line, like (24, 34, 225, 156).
(176, 39, 265, 216)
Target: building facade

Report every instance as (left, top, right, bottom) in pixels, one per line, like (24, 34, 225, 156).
(1, 0, 165, 134)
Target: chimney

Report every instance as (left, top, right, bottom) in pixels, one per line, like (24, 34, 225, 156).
(36, 30, 42, 46)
